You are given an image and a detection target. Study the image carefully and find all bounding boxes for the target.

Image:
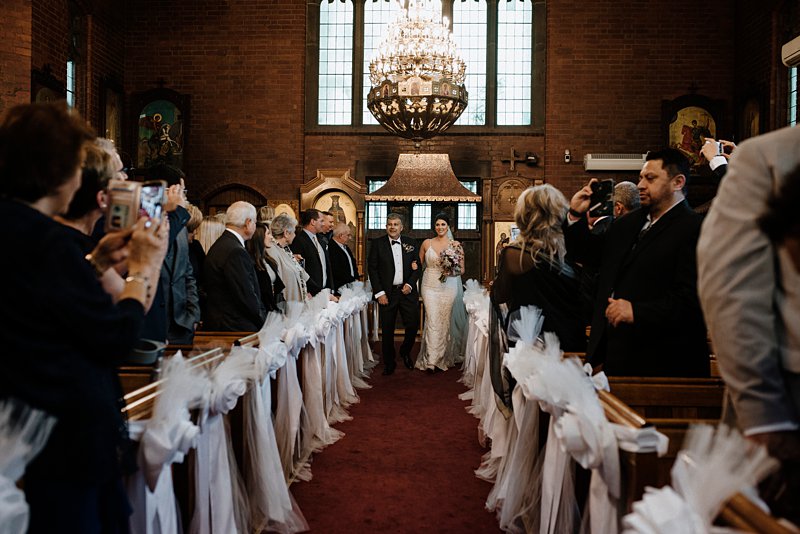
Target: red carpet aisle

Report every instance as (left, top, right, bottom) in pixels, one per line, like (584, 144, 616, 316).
(292, 346, 501, 533)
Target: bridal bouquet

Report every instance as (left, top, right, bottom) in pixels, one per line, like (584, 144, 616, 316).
(439, 243, 463, 283)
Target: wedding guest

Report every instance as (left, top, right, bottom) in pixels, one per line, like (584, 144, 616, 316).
(268, 213, 310, 303)
(0, 102, 168, 532)
(492, 184, 586, 352)
(329, 222, 359, 291)
(203, 201, 265, 331)
(56, 139, 126, 300)
(291, 208, 334, 296)
(196, 214, 226, 254)
(247, 221, 285, 312)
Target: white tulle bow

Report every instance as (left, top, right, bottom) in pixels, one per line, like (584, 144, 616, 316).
(622, 424, 778, 534)
(505, 308, 621, 534)
(0, 401, 56, 534)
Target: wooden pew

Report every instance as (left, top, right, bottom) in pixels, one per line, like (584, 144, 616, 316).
(607, 376, 725, 420)
(599, 389, 794, 533)
(117, 332, 255, 395)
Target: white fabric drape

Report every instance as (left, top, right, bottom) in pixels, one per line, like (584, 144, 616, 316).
(0, 400, 56, 534)
(190, 348, 253, 534)
(129, 352, 208, 534)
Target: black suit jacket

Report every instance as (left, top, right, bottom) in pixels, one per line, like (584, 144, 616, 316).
(329, 240, 359, 290)
(203, 230, 266, 331)
(291, 229, 334, 295)
(565, 201, 709, 377)
(163, 226, 201, 334)
(367, 235, 420, 298)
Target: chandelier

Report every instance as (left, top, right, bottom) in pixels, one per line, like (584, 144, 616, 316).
(367, 0, 468, 143)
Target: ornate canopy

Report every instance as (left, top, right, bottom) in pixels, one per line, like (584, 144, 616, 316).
(365, 153, 481, 202)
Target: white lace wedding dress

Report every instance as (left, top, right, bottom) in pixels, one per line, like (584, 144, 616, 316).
(416, 244, 463, 371)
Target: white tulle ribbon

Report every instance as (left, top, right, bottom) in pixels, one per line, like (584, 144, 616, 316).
(502, 308, 621, 534)
(0, 401, 56, 534)
(128, 352, 208, 534)
(190, 348, 253, 534)
(622, 424, 778, 534)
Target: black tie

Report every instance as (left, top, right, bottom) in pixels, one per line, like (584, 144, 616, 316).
(391, 240, 400, 246)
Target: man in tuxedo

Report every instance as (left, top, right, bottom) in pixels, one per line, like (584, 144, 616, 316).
(203, 201, 266, 331)
(329, 222, 359, 291)
(291, 208, 335, 295)
(367, 213, 420, 375)
(565, 148, 709, 377)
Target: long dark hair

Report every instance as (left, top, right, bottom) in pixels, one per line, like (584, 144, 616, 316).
(247, 221, 278, 272)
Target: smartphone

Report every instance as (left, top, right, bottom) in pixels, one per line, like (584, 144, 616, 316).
(588, 179, 615, 218)
(105, 179, 166, 231)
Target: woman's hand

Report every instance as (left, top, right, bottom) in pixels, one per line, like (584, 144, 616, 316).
(127, 217, 169, 278)
(91, 228, 134, 273)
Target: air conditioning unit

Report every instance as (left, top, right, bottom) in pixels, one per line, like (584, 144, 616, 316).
(584, 153, 647, 171)
(782, 34, 800, 67)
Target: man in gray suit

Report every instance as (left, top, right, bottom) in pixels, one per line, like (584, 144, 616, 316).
(697, 125, 800, 521)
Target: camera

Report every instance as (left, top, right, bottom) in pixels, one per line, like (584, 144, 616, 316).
(589, 179, 615, 218)
(105, 179, 166, 232)
(717, 141, 724, 156)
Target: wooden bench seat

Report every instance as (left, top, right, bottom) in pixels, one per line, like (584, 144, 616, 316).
(607, 376, 725, 420)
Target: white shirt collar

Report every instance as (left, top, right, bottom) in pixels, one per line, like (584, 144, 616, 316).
(225, 227, 245, 247)
(304, 228, 318, 241)
(388, 235, 401, 244)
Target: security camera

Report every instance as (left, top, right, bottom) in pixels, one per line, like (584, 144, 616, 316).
(564, 149, 571, 164)
(525, 152, 539, 166)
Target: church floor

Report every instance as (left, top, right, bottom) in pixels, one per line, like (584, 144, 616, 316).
(292, 342, 501, 533)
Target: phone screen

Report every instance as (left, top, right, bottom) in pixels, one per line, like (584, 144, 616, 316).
(139, 182, 165, 221)
(589, 179, 615, 218)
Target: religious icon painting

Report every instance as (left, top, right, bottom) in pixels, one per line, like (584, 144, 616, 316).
(137, 99, 184, 169)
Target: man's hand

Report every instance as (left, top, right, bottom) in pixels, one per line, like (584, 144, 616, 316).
(164, 178, 187, 212)
(401, 283, 412, 295)
(606, 297, 634, 327)
(411, 260, 418, 271)
(377, 294, 389, 305)
(569, 180, 596, 220)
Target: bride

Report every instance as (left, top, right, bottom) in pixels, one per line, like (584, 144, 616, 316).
(415, 213, 468, 371)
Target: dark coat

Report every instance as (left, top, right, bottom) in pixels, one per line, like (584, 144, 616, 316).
(203, 230, 266, 332)
(565, 201, 709, 377)
(291, 229, 334, 295)
(255, 259, 285, 312)
(0, 200, 144, 485)
(164, 226, 201, 339)
(329, 239, 359, 290)
(367, 235, 420, 297)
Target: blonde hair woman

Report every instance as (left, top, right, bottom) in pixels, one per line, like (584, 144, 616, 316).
(491, 184, 586, 352)
(196, 215, 226, 254)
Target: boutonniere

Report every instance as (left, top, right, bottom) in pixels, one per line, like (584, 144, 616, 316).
(402, 243, 414, 254)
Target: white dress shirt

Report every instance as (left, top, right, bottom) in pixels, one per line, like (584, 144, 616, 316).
(390, 237, 403, 286)
(304, 228, 327, 286)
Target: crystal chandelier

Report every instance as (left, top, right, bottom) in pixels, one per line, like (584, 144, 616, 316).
(367, 0, 468, 143)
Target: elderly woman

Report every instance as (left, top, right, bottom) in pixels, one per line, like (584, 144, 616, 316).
(268, 213, 309, 303)
(492, 184, 586, 352)
(55, 138, 128, 300)
(0, 102, 168, 532)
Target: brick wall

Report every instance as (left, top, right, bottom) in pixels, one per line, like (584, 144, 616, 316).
(124, 0, 306, 203)
(0, 0, 32, 115)
(13, 0, 783, 205)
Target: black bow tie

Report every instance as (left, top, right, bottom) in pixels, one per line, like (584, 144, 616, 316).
(391, 240, 400, 246)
